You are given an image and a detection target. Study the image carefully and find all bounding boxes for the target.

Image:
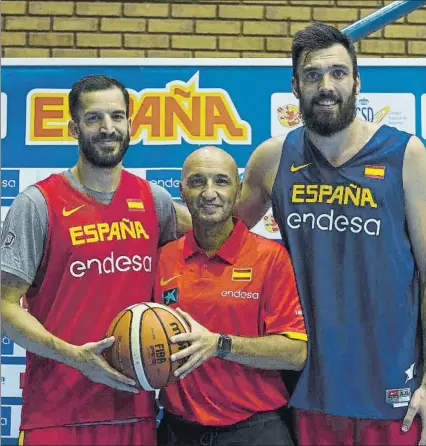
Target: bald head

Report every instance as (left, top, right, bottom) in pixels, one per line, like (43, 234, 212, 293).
(180, 146, 240, 227)
(182, 146, 239, 183)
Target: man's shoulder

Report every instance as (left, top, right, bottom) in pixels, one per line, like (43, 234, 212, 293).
(13, 185, 47, 213)
(148, 181, 172, 201)
(124, 171, 171, 201)
(257, 135, 286, 157)
(158, 235, 185, 257)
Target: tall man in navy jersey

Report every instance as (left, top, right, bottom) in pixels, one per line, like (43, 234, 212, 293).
(236, 23, 426, 445)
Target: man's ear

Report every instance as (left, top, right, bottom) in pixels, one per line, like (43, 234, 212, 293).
(236, 180, 242, 201)
(292, 77, 300, 99)
(179, 181, 185, 203)
(68, 120, 80, 140)
(355, 74, 361, 95)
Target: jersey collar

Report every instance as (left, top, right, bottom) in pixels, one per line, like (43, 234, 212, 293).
(183, 218, 249, 264)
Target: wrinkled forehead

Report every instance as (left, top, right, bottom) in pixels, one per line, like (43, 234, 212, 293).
(298, 44, 353, 73)
(183, 155, 238, 180)
(79, 87, 126, 114)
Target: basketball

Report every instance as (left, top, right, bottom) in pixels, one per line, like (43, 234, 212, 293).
(105, 303, 191, 390)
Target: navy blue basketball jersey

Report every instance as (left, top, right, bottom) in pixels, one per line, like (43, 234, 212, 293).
(272, 125, 422, 419)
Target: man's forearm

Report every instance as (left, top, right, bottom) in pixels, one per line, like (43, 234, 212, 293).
(225, 334, 307, 371)
(1, 301, 81, 369)
(421, 280, 426, 386)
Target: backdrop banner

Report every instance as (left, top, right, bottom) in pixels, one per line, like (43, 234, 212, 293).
(1, 58, 425, 444)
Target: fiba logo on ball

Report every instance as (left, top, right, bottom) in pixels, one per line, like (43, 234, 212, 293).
(105, 303, 191, 391)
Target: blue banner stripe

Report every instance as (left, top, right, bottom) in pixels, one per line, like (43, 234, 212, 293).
(1, 438, 19, 445)
(1, 398, 23, 405)
(1, 199, 14, 207)
(1, 357, 26, 365)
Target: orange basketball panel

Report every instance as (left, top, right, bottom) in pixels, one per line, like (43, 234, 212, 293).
(105, 310, 137, 382)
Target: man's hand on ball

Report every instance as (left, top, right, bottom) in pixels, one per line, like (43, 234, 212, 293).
(72, 336, 140, 393)
(170, 309, 219, 379)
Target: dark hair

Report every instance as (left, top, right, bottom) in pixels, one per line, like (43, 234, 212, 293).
(292, 22, 358, 80)
(68, 74, 130, 121)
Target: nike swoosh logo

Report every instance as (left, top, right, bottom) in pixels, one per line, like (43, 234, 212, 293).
(62, 205, 85, 217)
(290, 163, 312, 173)
(160, 275, 181, 286)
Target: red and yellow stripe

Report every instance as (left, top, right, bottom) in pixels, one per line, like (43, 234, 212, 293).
(282, 331, 308, 341)
(364, 165, 385, 179)
(232, 268, 252, 282)
(126, 199, 144, 211)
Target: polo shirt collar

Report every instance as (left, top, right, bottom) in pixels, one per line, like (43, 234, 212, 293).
(183, 219, 249, 264)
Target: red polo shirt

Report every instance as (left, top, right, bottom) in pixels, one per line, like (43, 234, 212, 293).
(153, 219, 306, 426)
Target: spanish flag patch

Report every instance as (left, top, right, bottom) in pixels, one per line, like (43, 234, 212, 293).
(364, 165, 386, 180)
(232, 268, 252, 282)
(127, 199, 144, 211)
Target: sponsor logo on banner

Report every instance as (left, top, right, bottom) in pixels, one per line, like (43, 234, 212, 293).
(1, 406, 21, 438)
(277, 105, 302, 128)
(26, 73, 251, 146)
(1, 333, 26, 356)
(250, 208, 282, 240)
(1, 92, 7, 139)
(271, 93, 416, 136)
(270, 93, 302, 137)
(422, 94, 426, 140)
(1, 406, 11, 436)
(356, 94, 415, 133)
(1, 170, 19, 199)
(263, 215, 279, 233)
(1, 333, 14, 355)
(146, 169, 181, 199)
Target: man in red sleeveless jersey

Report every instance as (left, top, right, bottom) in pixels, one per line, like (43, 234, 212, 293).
(1, 75, 179, 445)
(153, 146, 307, 445)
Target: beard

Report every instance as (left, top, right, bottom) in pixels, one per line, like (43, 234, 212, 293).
(298, 84, 357, 137)
(78, 131, 130, 168)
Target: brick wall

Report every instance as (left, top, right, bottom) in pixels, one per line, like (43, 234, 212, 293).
(2, 0, 426, 58)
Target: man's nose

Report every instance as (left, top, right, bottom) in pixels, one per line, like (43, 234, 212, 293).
(100, 115, 115, 134)
(318, 73, 334, 93)
(201, 182, 217, 200)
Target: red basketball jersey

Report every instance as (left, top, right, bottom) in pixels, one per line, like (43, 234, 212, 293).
(20, 171, 159, 429)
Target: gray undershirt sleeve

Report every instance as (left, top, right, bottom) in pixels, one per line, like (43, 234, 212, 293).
(149, 182, 178, 246)
(1, 187, 47, 285)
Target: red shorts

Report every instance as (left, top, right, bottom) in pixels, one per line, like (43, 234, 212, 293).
(297, 409, 421, 446)
(19, 419, 156, 446)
